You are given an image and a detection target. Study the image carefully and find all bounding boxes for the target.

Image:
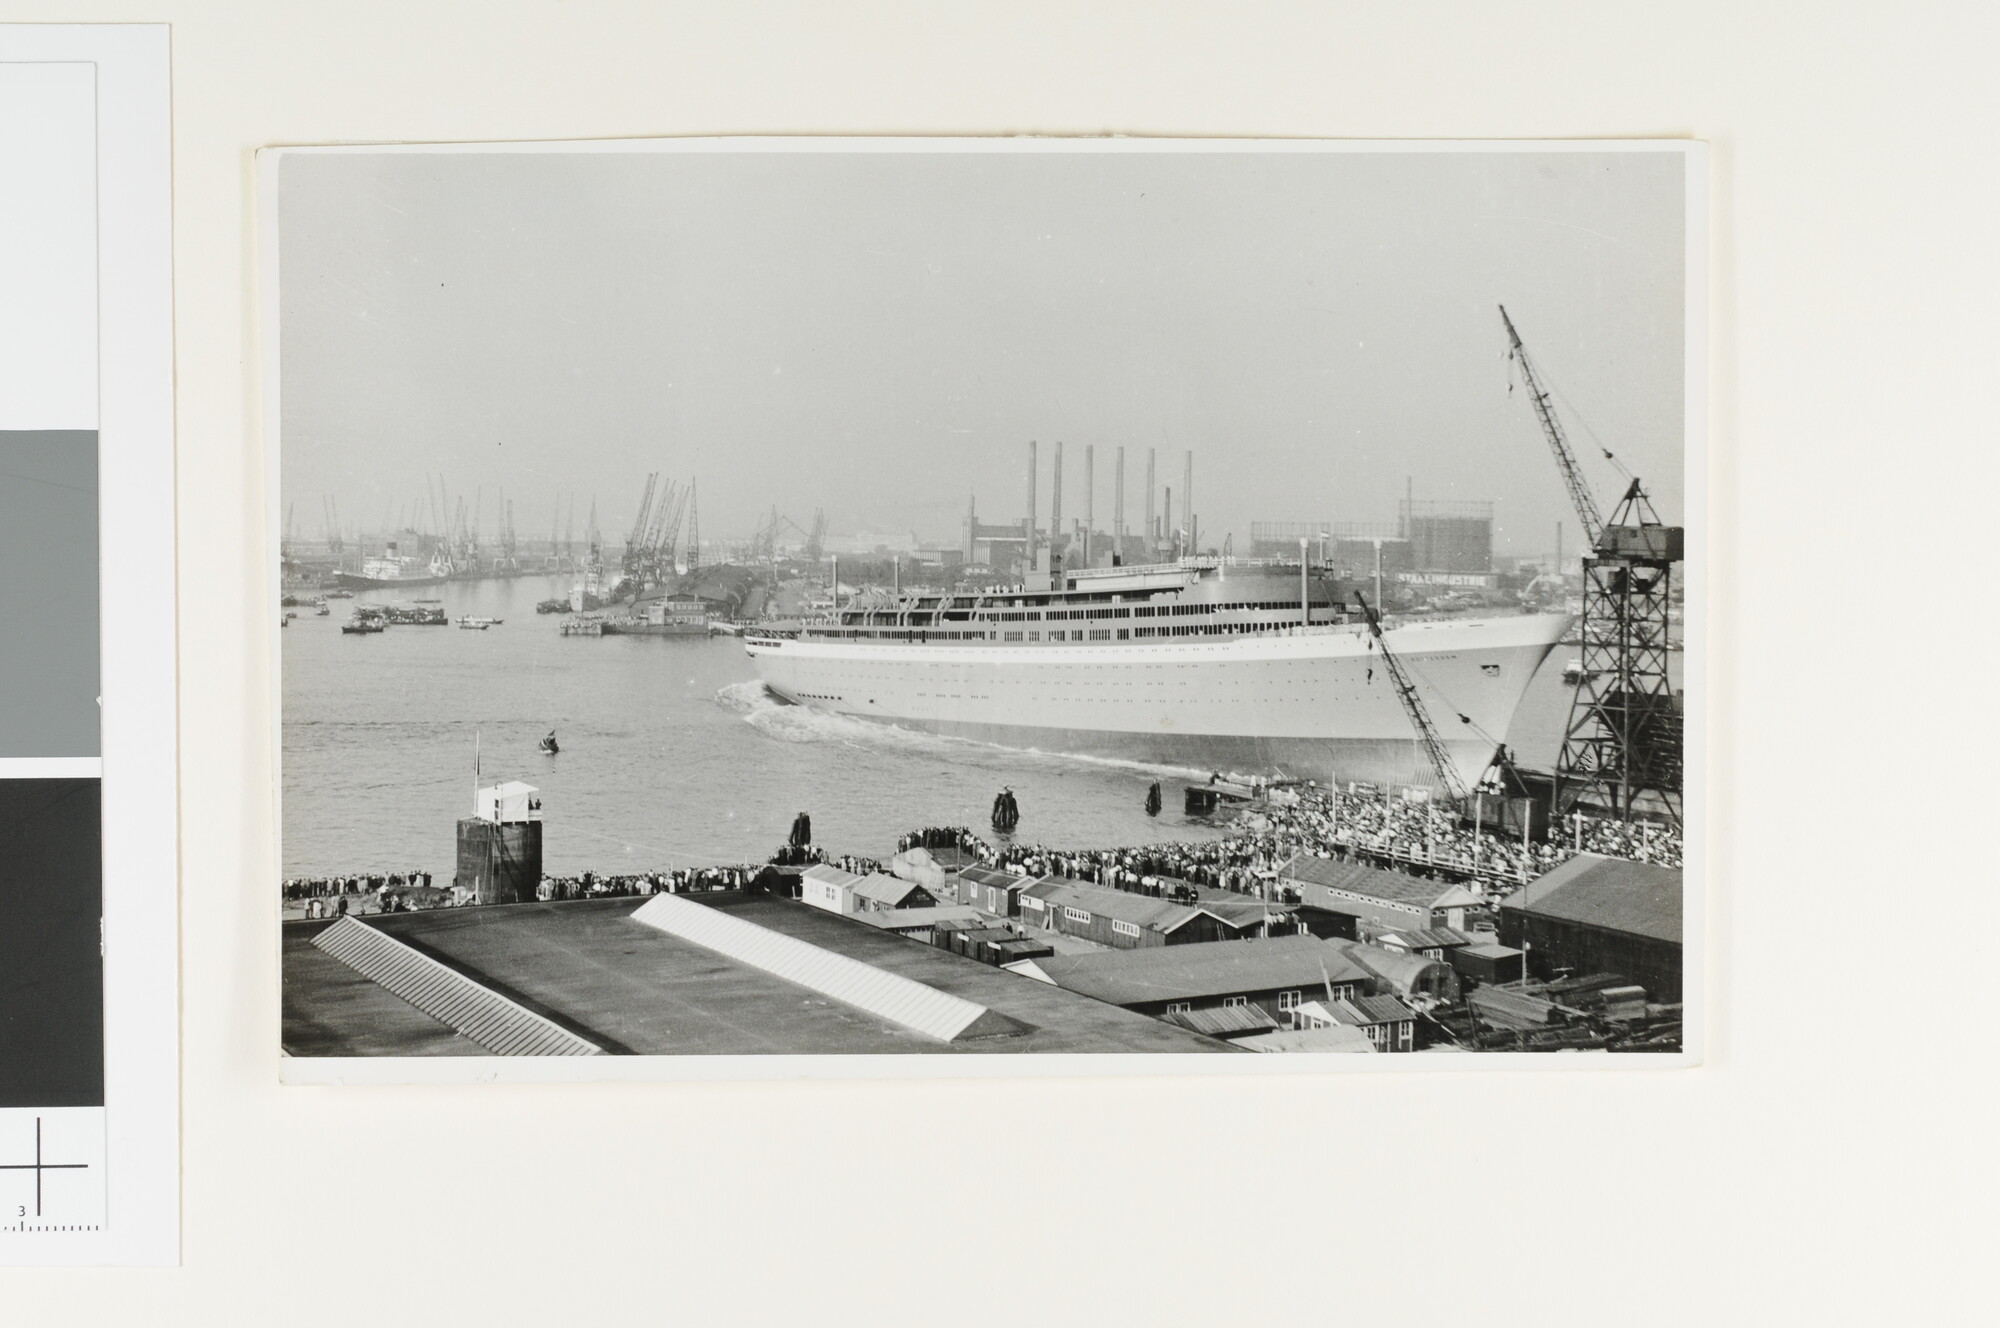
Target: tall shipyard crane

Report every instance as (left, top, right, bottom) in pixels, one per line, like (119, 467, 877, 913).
(683, 481, 699, 573)
(804, 508, 827, 564)
(499, 497, 519, 571)
(322, 496, 343, 555)
(1501, 304, 1684, 825)
(622, 473, 659, 579)
(1353, 590, 1475, 807)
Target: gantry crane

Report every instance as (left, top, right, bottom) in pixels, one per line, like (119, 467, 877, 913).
(1500, 304, 1684, 825)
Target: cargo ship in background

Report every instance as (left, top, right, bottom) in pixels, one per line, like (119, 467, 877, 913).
(744, 556, 1569, 791)
(327, 540, 451, 592)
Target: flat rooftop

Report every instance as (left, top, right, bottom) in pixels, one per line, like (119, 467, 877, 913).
(284, 893, 1235, 1057)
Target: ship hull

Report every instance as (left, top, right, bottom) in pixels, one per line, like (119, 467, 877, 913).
(329, 570, 449, 591)
(745, 613, 1569, 789)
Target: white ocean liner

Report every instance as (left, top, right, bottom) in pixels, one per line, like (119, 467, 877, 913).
(744, 557, 1568, 789)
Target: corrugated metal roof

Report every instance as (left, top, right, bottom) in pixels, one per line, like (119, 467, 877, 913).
(1375, 927, 1473, 951)
(1236, 1025, 1377, 1053)
(1331, 941, 1456, 995)
(960, 865, 1034, 890)
(1326, 994, 1415, 1027)
(1019, 935, 1375, 1007)
(630, 893, 1021, 1042)
(1160, 1004, 1282, 1037)
(311, 916, 603, 1056)
(1280, 854, 1472, 908)
(852, 873, 930, 907)
(1500, 853, 1681, 945)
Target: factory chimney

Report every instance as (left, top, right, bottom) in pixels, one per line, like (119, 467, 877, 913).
(1025, 440, 1038, 574)
(1051, 442, 1064, 550)
(1114, 446, 1126, 564)
(1146, 449, 1157, 559)
(1083, 443, 1095, 567)
(1183, 451, 1194, 555)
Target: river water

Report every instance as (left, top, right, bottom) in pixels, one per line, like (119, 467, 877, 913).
(281, 573, 1588, 879)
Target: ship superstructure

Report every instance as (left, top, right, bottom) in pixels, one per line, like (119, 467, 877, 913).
(745, 558, 1568, 789)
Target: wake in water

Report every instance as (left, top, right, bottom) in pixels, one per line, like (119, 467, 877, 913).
(713, 680, 1212, 781)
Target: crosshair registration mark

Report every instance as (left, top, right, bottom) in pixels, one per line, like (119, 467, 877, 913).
(1, 1117, 88, 1219)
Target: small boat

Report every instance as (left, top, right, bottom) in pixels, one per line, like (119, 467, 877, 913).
(316, 605, 331, 616)
(456, 616, 500, 630)
(1561, 659, 1595, 685)
(341, 619, 385, 635)
(538, 731, 560, 755)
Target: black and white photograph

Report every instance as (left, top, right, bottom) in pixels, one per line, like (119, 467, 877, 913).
(271, 138, 1702, 1072)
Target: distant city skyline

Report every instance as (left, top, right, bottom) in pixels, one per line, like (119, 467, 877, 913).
(278, 143, 1688, 560)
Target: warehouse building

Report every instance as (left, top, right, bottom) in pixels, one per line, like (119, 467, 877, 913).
(1498, 853, 1683, 1002)
(1019, 879, 1256, 949)
(1005, 934, 1376, 1029)
(1280, 855, 1484, 935)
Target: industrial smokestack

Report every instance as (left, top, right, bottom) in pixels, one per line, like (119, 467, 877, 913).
(1146, 449, 1157, 558)
(1114, 446, 1126, 552)
(1163, 486, 1173, 557)
(1083, 443, 1094, 566)
(1025, 440, 1038, 563)
(1183, 450, 1194, 555)
(1051, 441, 1064, 552)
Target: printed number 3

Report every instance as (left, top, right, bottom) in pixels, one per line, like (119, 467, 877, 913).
(14, 1205, 22, 1217)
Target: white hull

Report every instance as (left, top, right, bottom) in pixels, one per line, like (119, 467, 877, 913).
(745, 613, 1569, 788)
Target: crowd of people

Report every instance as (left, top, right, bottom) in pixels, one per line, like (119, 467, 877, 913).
(284, 782, 1680, 922)
(896, 826, 994, 860)
(284, 871, 434, 900)
(536, 863, 773, 901)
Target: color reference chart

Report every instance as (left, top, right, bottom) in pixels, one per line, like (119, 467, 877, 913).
(0, 28, 176, 1265)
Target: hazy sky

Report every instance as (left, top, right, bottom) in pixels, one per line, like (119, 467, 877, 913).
(279, 145, 1686, 556)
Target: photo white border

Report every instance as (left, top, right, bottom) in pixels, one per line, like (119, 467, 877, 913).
(0, 24, 178, 1267)
(261, 134, 1705, 1084)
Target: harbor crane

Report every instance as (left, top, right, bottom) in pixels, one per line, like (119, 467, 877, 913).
(804, 508, 827, 564)
(684, 481, 700, 573)
(1352, 589, 1475, 807)
(1500, 304, 1684, 825)
(322, 496, 344, 555)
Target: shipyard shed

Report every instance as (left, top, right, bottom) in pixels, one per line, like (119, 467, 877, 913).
(1295, 994, 1419, 1052)
(956, 864, 1035, 917)
(884, 846, 951, 895)
(1449, 942, 1525, 987)
(1280, 855, 1483, 935)
(1005, 934, 1374, 1026)
(857, 905, 986, 944)
(1329, 941, 1462, 1003)
(1370, 927, 1474, 961)
(1235, 1024, 1377, 1054)
(799, 863, 866, 915)
(1018, 878, 1254, 949)
(850, 872, 938, 913)
(1498, 854, 1682, 1002)
(281, 895, 1235, 1057)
